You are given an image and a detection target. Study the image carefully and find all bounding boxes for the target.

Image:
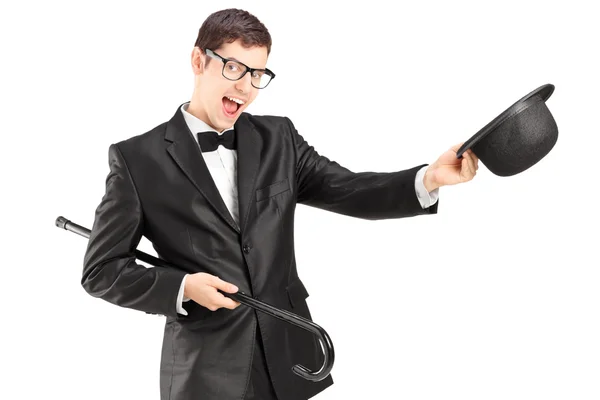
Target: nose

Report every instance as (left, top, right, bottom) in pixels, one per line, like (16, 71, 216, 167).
(235, 71, 253, 94)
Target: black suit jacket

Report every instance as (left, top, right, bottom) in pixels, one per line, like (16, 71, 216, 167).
(82, 104, 438, 400)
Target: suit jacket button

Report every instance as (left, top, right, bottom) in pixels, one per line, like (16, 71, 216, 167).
(243, 244, 251, 254)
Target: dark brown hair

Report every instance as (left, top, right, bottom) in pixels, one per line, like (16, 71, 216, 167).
(194, 8, 272, 64)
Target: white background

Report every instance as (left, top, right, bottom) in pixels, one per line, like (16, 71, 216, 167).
(2, 1, 599, 399)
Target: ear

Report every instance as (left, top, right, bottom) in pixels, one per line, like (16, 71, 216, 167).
(191, 46, 205, 74)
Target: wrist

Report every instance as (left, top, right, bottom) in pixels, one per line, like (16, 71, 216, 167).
(423, 167, 440, 192)
(183, 276, 190, 299)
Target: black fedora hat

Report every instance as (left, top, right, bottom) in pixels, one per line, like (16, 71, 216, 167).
(456, 83, 558, 177)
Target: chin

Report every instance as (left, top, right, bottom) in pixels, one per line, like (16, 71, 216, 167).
(211, 116, 235, 131)
(218, 109, 243, 129)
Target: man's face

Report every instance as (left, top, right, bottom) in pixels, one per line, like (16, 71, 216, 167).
(192, 39, 268, 132)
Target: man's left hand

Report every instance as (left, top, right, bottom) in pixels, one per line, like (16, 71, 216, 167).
(423, 143, 479, 192)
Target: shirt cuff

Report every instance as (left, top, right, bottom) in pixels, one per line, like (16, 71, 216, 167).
(414, 165, 439, 209)
(176, 274, 190, 316)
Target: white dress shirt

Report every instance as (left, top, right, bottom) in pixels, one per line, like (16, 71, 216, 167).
(175, 102, 439, 315)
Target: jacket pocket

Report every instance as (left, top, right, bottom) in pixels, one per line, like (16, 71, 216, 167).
(286, 277, 309, 309)
(256, 178, 290, 202)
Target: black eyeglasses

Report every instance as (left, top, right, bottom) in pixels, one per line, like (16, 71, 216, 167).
(204, 48, 275, 89)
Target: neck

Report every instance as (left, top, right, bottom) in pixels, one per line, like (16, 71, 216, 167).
(186, 99, 221, 131)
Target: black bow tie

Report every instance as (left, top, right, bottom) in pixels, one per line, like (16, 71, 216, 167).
(196, 129, 237, 152)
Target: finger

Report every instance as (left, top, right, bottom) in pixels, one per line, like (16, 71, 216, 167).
(462, 151, 475, 179)
(469, 150, 479, 173)
(471, 151, 480, 170)
(221, 297, 241, 310)
(467, 151, 478, 177)
(211, 276, 239, 293)
(214, 292, 241, 310)
(461, 154, 471, 179)
(469, 152, 478, 177)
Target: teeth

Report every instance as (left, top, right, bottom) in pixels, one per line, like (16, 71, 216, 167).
(227, 96, 245, 105)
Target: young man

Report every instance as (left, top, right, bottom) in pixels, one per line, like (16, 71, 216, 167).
(82, 8, 479, 400)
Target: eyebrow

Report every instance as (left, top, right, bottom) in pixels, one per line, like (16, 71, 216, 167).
(225, 56, 267, 70)
(223, 55, 247, 65)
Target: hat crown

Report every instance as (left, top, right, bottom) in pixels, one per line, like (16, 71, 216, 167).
(457, 84, 558, 177)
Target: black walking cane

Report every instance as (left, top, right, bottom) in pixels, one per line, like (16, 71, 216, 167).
(55, 216, 334, 382)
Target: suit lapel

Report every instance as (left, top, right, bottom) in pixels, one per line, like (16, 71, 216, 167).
(164, 104, 240, 233)
(164, 106, 263, 235)
(235, 113, 263, 234)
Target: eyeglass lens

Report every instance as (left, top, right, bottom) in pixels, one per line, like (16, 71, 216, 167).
(223, 60, 272, 88)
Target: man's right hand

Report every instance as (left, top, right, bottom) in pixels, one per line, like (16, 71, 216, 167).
(184, 272, 241, 311)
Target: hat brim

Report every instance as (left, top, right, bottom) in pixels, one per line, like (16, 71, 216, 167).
(456, 83, 555, 158)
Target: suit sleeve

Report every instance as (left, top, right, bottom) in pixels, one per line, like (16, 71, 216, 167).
(81, 143, 188, 317)
(288, 117, 438, 220)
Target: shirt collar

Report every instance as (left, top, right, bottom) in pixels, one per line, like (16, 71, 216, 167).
(180, 102, 234, 138)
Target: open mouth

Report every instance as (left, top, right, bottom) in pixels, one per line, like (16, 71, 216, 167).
(222, 96, 244, 118)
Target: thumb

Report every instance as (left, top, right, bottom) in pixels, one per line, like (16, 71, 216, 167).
(449, 142, 466, 156)
(212, 276, 239, 293)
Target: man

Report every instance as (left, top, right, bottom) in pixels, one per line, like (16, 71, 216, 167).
(82, 8, 479, 400)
